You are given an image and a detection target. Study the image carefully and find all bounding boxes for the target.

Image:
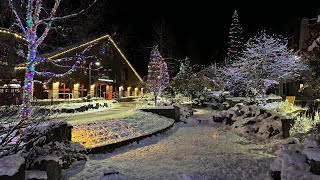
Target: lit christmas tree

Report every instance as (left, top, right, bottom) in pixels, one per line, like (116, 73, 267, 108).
(147, 45, 169, 106)
(227, 10, 244, 63)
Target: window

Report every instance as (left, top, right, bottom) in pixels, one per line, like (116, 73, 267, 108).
(121, 68, 128, 81)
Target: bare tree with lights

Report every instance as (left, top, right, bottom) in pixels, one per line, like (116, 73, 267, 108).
(8, 0, 97, 121)
(233, 31, 309, 104)
(147, 45, 169, 106)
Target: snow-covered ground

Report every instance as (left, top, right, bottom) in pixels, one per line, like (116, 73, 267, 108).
(50, 101, 119, 118)
(72, 111, 174, 149)
(63, 108, 284, 180)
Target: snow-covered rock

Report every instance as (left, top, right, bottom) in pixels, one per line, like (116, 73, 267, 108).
(268, 134, 320, 179)
(0, 154, 25, 179)
(25, 170, 47, 180)
(213, 104, 282, 139)
(32, 155, 61, 180)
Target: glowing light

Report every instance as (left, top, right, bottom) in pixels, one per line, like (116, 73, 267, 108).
(98, 78, 113, 82)
(300, 83, 304, 89)
(48, 35, 143, 82)
(0, 28, 26, 41)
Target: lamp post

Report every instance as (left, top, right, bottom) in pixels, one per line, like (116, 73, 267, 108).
(107, 69, 116, 98)
(88, 61, 101, 97)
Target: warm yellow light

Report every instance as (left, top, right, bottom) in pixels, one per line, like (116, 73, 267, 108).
(14, 66, 26, 70)
(0, 29, 26, 41)
(300, 84, 304, 89)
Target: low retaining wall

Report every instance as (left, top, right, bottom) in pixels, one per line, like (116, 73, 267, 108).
(116, 97, 138, 102)
(140, 105, 180, 122)
(88, 121, 174, 154)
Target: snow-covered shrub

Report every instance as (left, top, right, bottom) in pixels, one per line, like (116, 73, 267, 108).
(28, 141, 87, 169)
(268, 134, 320, 180)
(265, 101, 320, 136)
(291, 113, 320, 136)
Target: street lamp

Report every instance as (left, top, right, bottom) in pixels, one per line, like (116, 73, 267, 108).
(88, 61, 101, 97)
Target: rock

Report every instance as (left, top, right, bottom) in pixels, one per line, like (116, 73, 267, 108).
(244, 120, 257, 125)
(281, 118, 295, 138)
(32, 155, 61, 180)
(310, 159, 320, 175)
(99, 166, 128, 180)
(213, 114, 223, 123)
(0, 154, 25, 180)
(25, 170, 47, 180)
(268, 126, 280, 138)
(271, 171, 281, 180)
(225, 114, 234, 125)
(45, 122, 72, 143)
(259, 109, 266, 115)
(234, 110, 243, 117)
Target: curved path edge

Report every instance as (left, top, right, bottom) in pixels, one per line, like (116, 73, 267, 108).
(87, 121, 175, 154)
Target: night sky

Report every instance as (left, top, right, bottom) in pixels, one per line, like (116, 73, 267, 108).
(99, 1, 319, 76)
(60, 1, 320, 76)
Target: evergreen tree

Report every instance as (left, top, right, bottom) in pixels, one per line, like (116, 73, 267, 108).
(147, 45, 169, 106)
(227, 10, 244, 62)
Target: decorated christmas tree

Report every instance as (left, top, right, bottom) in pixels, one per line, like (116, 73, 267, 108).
(147, 45, 169, 106)
(227, 10, 244, 63)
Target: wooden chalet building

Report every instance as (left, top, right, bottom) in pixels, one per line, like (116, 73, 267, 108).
(0, 28, 144, 104)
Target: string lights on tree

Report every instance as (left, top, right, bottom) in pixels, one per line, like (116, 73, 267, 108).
(8, 0, 97, 121)
(147, 45, 169, 106)
(227, 10, 244, 63)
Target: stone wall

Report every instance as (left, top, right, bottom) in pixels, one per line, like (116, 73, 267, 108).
(140, 105, 180, 122)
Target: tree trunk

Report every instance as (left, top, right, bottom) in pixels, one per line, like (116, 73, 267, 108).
(21, 47, 36, 121)
(261, 87, 267, 106)
(154, 94, 157, 106)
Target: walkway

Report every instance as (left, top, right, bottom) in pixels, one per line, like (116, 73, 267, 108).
(61, 101, 140, 125)
(63, 108, 278, 180)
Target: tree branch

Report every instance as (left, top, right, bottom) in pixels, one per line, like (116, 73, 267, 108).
(8, 0, 27, 36)
(38, 0, 99, 23)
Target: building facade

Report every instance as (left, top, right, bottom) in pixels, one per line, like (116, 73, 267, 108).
(0, 29, 144, 104)
(40, 35, 144, 100)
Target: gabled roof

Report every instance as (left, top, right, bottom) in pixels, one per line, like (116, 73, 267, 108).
(48, 35, 143, 82)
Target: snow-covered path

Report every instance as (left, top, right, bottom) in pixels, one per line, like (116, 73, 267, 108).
(63, 109, 277, 180)
(63, 102, 140, 125)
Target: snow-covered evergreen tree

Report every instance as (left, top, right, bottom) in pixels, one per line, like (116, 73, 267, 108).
(171, 59, 192, 95)
(233, 31, 309, 104)
(147, 45, 169, 106)
(227, 10, 244, 63)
